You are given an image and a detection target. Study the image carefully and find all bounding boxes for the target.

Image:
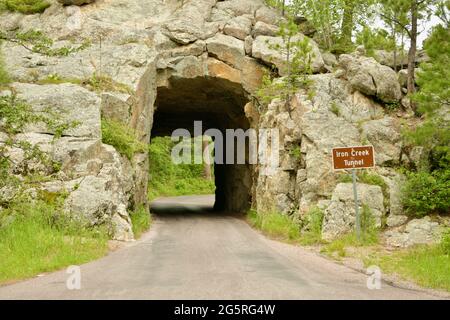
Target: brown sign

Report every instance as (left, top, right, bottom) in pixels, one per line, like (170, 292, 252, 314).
(332, 146, 375, 170)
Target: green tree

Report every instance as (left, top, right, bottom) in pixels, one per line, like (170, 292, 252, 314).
(256, 18, 313, 109)
(378, 0, 437, 107)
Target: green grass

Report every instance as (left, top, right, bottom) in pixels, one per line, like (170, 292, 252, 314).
(101, 118, 147, 160)
(0, 48, 10, 87)
(0, 0, 50, 14)
(0, 200, 108, 284)
(247, 210, 301, 242)
(148, 136, 215, 201)
(129, 206, 151, 239)
(365, 244, 450, 292)
(321, 232, 379, 258)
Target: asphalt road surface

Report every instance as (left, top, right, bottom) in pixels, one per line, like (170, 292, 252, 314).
(0, 195, 442, 299)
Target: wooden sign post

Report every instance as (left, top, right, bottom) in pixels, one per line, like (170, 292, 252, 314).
(332, 146, 375, 240)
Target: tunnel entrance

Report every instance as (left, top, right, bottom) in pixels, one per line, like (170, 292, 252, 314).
(149, 73, 254, 213)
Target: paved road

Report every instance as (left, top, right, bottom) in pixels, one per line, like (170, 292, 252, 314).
(0, 195, 442, 299)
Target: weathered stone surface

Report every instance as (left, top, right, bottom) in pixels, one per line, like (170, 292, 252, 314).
(373, 50, 408, 69)
(322, 52, 338, 67)
(339, 54, 403, 103)
(223, 15, 253, 40)
(206, 33, 245, 69)
(386, 215, 409, 228)
(252, 21, 278, 37)
(13, 83, 101, 139)
(255, 5, 281, 25)
(322, 183, 385, 241)
(252, 35, 324, 75)
(216, 0, 264, 17)
(385, 217, 444, 248)
(361, 117, 402, 165)
(101, 92, 132, 124)
(240, 57, 265, 94)
(63, 144, 135, 241)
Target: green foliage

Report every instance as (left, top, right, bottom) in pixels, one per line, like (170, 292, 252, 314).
(1, 0, 50, 14)
(0, 29, 90, 57)
(288, 145, 302, 161)
(247, 210, 301, 241)
(0, 48, 9, 87)
(148, 136, 215, 200)
(329, 102, 341, 116)
(129, 206, 151, 239)
(101, 119, 146, 160)
(355, 26, 396, 56)
(299, 206, 325, 245)
(414, 25, 450, 115)
(256, 17, 314, 106)
(83, 74, 132, 94)
(321, 229, 379, 258)
(402, 169, 450, 217)
(441, 228, 450, 255)
(0, 95, 79, 137)
(401, 25, 449, 217)
(0, 199, 108, 284)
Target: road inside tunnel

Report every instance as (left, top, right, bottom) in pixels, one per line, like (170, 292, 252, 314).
(150, 75, 254, 213)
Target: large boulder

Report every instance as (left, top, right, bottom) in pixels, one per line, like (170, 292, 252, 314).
(361, 117, 402, 165)
(252, 35, 325, 75)
(252, 21, 278, 37)
(322, 183, 385, 241)
(339, 54, 403, 103)
(385, 217, 444, 248)
(206, 33, 246, 69)
(223, 15, 253, 40)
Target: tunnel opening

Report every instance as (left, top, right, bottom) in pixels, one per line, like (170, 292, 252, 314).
(150, 74, 254, 213)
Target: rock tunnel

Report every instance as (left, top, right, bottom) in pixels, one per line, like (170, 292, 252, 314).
(149, 59, 256, 213)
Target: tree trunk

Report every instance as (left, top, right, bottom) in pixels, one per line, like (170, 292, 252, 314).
(407, 0, 418, 109)
(340, 0, 355, 47)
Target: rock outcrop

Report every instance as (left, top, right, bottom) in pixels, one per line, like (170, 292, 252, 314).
(0, 0, 436, 243)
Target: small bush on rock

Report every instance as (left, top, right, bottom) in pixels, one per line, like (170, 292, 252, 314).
(101, 118, 147, 160)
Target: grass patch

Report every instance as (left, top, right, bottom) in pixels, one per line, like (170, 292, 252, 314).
(247, 210, 300, 242)
(298, 206, 325, 245)
(365, 243, 450, 292)
(84, 74, 132, 94)
(1, 0, 50, 14)
(321, 232, 379, 258)
(0, 200, 108, 284)
(101, 118, 147, 160)
(148, 136, 215, 200)
(129, 206, 151, 239)
(0, 47, 9, 87)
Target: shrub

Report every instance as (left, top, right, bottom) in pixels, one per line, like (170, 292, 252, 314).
(299, 206, 324, 245)
(129, 206, 151, 239)
(441, 228, 450, 255)
(402, 169, 450, 217)
(247, 210, 300, 241)
(101, 119, 147, 160)
(2, 0, 50, 15)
